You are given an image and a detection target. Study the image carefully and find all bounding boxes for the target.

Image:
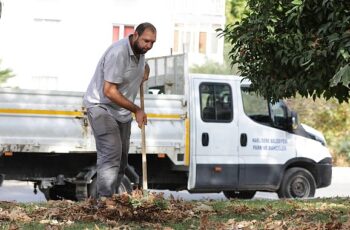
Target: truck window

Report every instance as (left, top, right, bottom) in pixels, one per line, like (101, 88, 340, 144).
(200, 83, 233, 122)
(241, 87, 289, 128)
(241, 87, 271, 124)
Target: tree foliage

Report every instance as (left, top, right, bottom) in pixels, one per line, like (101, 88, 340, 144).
(219, 0, 350, 102)
(226, 0, 247, 25)
(0, 60, 14, 85)
(287, 96, 350, 166)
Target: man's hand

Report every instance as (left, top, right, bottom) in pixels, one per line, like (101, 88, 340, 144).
(135, 109, 147, 128)
(104, 81, 145, 127)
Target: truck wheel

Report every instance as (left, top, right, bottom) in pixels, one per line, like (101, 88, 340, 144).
(40, 183, 77, 201)
(223, 191, 256, 199)
(88, 175, 132, 199)
(278, 167, 316, 199)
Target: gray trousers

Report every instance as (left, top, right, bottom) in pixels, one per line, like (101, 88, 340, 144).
(87, 106, 131, 198)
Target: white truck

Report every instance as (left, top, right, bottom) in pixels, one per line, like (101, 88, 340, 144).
(0, 71, 332, 200)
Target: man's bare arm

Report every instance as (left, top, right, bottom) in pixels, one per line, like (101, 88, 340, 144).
(103, 80, 147, 128)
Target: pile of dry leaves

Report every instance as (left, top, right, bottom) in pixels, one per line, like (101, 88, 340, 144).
(0, 190, 196, 227)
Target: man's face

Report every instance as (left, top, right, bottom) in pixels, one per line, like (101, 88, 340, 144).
(133, 28, 156, 55)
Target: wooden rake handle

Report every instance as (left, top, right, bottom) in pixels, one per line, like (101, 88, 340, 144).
(140, 84, 148, 190)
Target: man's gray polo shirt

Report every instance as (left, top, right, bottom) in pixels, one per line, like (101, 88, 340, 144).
(83, 36, 145, 123)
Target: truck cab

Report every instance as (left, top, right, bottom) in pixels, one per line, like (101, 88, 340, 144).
(187, 74, 332, 198)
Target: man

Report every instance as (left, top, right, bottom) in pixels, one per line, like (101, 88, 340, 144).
(83, 22, 157, 198)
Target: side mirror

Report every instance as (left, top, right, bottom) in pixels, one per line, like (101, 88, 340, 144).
(290, 110, 299, 130)
(271, 102, 288, 129)
(270, 101, 300, 131)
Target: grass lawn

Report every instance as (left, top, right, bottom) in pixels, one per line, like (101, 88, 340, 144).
(0, 191, 349, 229)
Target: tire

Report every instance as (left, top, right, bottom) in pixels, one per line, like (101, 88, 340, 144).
(223, 191, 256, 199)
(40, 183, 77, 201)
(88, 175, 132, 199)
(278, 167, 316, 199)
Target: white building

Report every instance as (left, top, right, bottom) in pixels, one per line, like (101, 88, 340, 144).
(0, 0, 225, 91)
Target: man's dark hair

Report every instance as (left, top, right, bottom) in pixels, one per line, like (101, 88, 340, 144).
(135, 22, 156, 35)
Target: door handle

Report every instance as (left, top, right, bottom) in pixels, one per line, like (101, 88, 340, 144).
(202, 133, 209, 146)
(240, 133, 247, 147)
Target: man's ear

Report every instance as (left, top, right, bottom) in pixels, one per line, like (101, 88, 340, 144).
(133, 31, 139, 40)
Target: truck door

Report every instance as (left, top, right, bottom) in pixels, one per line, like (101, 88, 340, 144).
(237, 87, 296, 188)
(188, 78, 239, 190)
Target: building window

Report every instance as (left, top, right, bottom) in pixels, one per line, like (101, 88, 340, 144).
(186, 32, 192, 52)
(211, 0, 225, 15)
(211, 24, 221, 54)
(199, 32, 207, 54)
(112, 25, 135, 42)
(211, 33, 218, 54)
(112, 26, 120, 42)
(173, 30, 179, 53)
(124, 25, 134, 37)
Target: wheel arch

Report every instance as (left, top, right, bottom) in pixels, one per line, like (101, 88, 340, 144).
(281, 158, 318, 187)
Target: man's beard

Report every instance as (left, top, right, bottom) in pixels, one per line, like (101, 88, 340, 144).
(133, 39, 147, 55)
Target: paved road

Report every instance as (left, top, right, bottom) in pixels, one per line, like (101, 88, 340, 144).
(0, 167, 349, 203)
